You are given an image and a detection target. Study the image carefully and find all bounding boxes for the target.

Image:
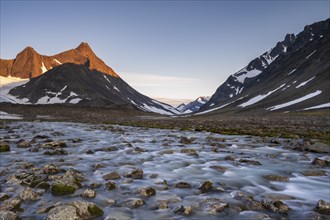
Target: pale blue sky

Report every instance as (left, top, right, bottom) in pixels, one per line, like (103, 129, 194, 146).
(1, 0, 329, 102)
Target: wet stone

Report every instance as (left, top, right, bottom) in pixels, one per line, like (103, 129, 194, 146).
(210, 165, 227, 172)
(103, 171, 121, 180)
(19, 187, 40, 201)
(86, 149, 94, 154)
(106, 199, 116, 205)
(179, 136, 193, 144)
(43, 141, 67, 148)
(207, 203, 229, 213)
(92, 163, 105, 169)
(0, 197, 21, 212)
(315, 200, 330, 215)
(0, 193, 10, 201)
(312, 158, 330, 167)
(81, 189, 96, 198)
(43, 149, 68, 155)
(0, 142, 10, 152)
(43, 164, 60, 174)
(138, 187, 156, 197)
(33, 135, 49, 139)
(239, 159, 262, 165)
(51, 184, 76, 196)
(174, 205, 193, 215)
(302, 170, 327, 176)
(89, 182, 101, 188)
(123, 198, 145, 208)
(149, 173, 158, 178)
(159, 201, 169, 209)
(199, 181, 213, 193)
(224, 155, 235, 161)
(263, 175, 289, 182)
(175, 182, 192, 188)
(181, 149, 199, 157)
(46, 204, 79, 220)
(0, 210, 19, 220)
(29, 146, 39, 152)
(105, 181, 116, 190)
(126, 168, 143, 179)
(17, 140, 32, 148)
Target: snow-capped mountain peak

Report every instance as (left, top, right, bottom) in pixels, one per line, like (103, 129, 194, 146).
(176, 96, 210, 113)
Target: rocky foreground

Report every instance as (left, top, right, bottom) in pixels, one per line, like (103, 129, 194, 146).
(0, 121, 329, 219)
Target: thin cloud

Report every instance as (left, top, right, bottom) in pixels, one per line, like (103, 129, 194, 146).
(119, 72, 197, 87)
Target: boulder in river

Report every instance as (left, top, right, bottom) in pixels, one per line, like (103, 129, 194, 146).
(175, 182, 192, 188)
(46, 201, 103, 220)
(125, 168, 143, 179)
(81, 189, 96, 198)
(43, 141, 67, 148)
(103, 171, 121, 180)
(17, 140, 31, 148)
(138, 187, 156, 197)
(122, 198, 145, 208)
(239, 159, 262, 166)
(0, 197, 21, 212)
(263, 175, 289, 182)
(199, 181, 213, 193)
(0, 193, 10, 201)
(315, 199, 330, 215)
(19, 187, 40, 201)
(43, 164, 60, 174)
(0, 142, 10, 152)
(105, 181, 116, 190)
(51, 184, 76, 196)
(181, 149, 199, 157)
(311, 158, 330, 167)
(0, 210, 20, 220)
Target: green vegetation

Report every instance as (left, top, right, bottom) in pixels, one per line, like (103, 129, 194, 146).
(88, 205, 104, 216)
(51, 184, 76, 195)
(0, 143, 10, 152)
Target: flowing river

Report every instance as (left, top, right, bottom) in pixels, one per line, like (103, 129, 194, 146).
(0, 122, 329, 219)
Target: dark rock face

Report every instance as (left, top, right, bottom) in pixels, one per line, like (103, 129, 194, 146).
(7, 62, 178, 114)
(200, 18, 330, 113)
(177, 96, 210, 113)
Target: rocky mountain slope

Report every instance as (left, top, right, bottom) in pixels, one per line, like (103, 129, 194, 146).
(176, 96, 210, 113)
(0, 42, 117, 78)
(199, 18, 329, 114)
(1, 43, 179, 115)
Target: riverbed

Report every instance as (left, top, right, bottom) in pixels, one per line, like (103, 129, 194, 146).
(0, 122, 329, 219)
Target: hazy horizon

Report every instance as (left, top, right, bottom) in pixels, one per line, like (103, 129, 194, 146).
(1, 1, 329, 103)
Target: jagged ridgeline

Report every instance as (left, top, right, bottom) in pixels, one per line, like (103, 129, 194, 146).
(0, 43, 179, 115)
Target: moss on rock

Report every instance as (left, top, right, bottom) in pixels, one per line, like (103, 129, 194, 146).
(87, 204, 104, 216)
(51, 184, 76, 195)
(0, 142, 10, 152)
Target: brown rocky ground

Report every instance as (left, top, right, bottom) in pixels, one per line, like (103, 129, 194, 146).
(1, 103, 329, 145)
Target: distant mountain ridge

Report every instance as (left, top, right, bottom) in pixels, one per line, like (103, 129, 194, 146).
(0, 42, 118, 79)
(1, 43, 179, 115)
(202, 33, 296, 110)
(176, 96, 210, 113)
(199, 18, 330, 114)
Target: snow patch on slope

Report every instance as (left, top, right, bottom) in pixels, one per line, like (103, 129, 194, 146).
(295, 76, 316, 88)
(0, 76, 30, 103)
(267, 90, 322, 111)
(234, 68, 262, 84)
(302, 103, 330, 110)
(306, 50, 316, 59)
(196, 97, 245, 115)
(41, 62, 47, 73)
(54, 59, 62, 65)
(238, 84, 285, 108)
